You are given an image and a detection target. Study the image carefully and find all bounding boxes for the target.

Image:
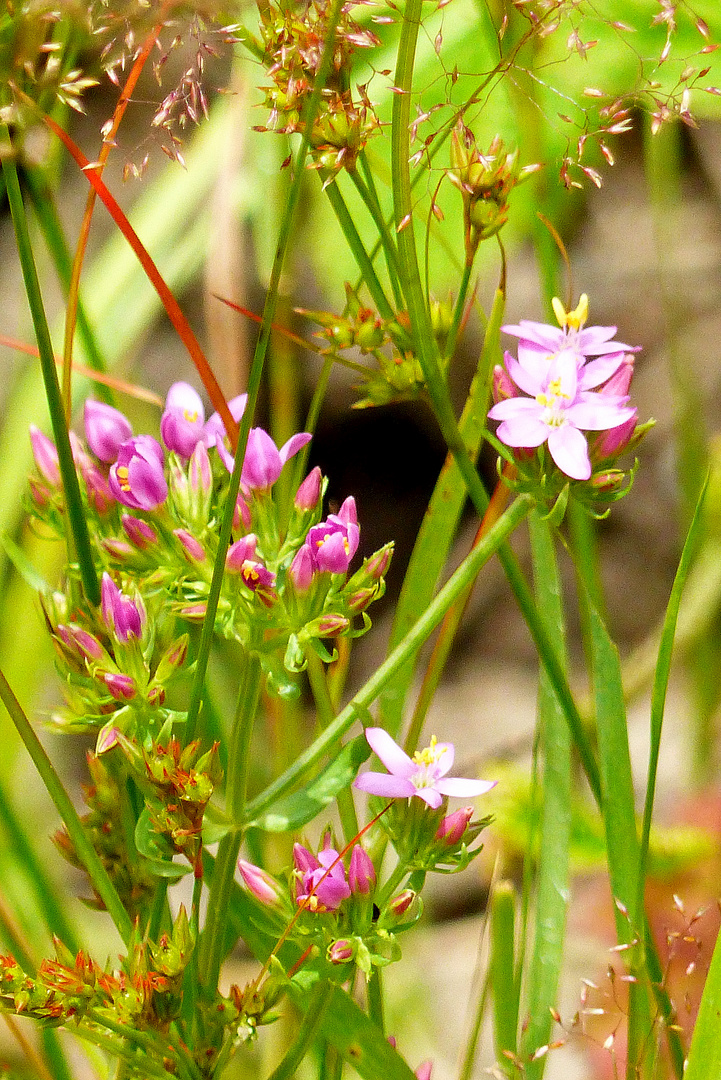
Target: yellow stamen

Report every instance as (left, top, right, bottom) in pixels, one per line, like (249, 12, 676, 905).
(552, 293, 589, 330)
(183, 409, 199, 423)
(116, 465, 131, 492)
(413, 734, 446, 767)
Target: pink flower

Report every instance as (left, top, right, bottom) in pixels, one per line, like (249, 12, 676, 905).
(487, 349, 635, 481)
(354, 728, 496, 810)
(293, 841, 351, 912)
(502, 294, 638, 368)
(306, 496, 360, 573)
(101, 573, 145, 644)
(217, 427, 312, 489)
(109, 436, 168, 510)
(160, 382, 206, 458)
(204, 393, 248, 449)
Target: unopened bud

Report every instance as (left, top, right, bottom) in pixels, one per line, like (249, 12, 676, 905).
(327, 938, 355, 964)
(122, 515, 159, 549)
(348, 846, 376, 895)
(294, 467, 322, 511)
(29, 426, 60, 486)
(435, 806, 473, 846)
(238, 860, 284, 908)
(174, 528, 207, 564)
(101, 671, 137, 700)
(389, 889, 415, 916)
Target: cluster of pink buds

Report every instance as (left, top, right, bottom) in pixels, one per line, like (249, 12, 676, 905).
(29, 380, 393, 713)
(487, 295, 652, 510)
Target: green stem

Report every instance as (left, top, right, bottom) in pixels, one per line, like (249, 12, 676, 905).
(443, 261, 473, 362)
(185, 0, 348, 742)
(267, 979, 334, 1080)
(348, 166, 403, 308)
(246, 495, 533, 819)
(1, 139, 100, 606)
(521, 513, 571, 1079)
(0, 666, 132, 943)
(199, 650, 261, 995)
(306, 652, 359, 843)
(322, 178, 395, 320)
(489, 880, 518, 1077)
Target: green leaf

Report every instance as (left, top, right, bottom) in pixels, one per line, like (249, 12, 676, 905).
(317, 984, 417, 1080)
(251, 735, 370, 832)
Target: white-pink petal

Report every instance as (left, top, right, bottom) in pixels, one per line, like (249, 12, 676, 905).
(364, 727, 416, 779)
(496, 416, 549, 448)
(436, 777, 497, 798)
(354, 771, 416, 798)
(547, 425, 591, 480)
(567, 400, 635, 431)
(578, 353, 625, 390)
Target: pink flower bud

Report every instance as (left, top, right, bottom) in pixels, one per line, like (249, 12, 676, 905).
(29, 426, 60, 486)
(289, 544, 315, 592)
(415, 1062, 433, 1080)
(96, 725, 122, 754)
(180, 603, 207, 619)
(492, 361, 517, 404)
(101, 573, 145, 643)
(592, 414, 637, 461)
(292, 843, 319, 874)
(101, 671, 137, 700)
(122, 515, 159, 550)
(238, 859, 284, 908)
(364, 543, 393, 581)
(101, 538, 135, 560)
(58, 624, 104, 662)
(346, 587, 377, 614)
(294, 466, 322, 511)
(316, 614, 350, 636)
(174, 529, 207, 564)
(388, 889, 415, 916)
(598, 353, 634, 397)
(327, 939, 355, 964)
(348, 845, 376, 895)
(435, 805, 474, 846)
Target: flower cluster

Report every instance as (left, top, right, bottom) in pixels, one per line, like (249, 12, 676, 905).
(29, 382, 392, 724)
(487, 294, 650, 508)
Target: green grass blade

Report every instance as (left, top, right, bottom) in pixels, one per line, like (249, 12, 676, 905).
(490, 880, 519, 1074)
(684, 922, 721, 1080)
(521, 513, 571, 1078)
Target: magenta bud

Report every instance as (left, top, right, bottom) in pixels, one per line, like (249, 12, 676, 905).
(174, 528, 207, 564)
(29, 477, 53, 508)
(388, 889, 415, 916)
(160, 382, 206, 458)
(109, 436, 167, 511)
(294, 466, 322, 511)
(58, 624, 104, 662)
(348, 845, 376, 895)
(122, 515, 159, 549)
(364, 543, 393, 581)
(101, 671, 137, 700)
(84, 400, 133, 463)
(415, 1062, 433, 1080)
(589, 468, 626, 492)
(289, 544, 315, 592)
(327, 939, 355, 964)
(238, 859, 284, 907)
(319, 614, 350, 635)
(101, 538, 135, 560)
(435, 805, 474, 846)
(96, 725, 122, 754)
(101, 573, 145, 643)
(346, 587, 377, 614)
(29, 426, 60, 486)
(598, 353, 634, 398)
(234, 494, 252, 531)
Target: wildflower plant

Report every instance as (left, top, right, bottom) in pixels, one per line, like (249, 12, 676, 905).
(0, 1, 720, 1080)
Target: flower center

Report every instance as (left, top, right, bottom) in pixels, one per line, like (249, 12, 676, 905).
(412, 735, 446, 770)
(183, 409, 199, 424)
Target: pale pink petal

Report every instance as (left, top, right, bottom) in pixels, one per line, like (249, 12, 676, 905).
(578, 353, 625, 390)
(496, 417, 549, 448)
(354, 772, 416, 798)
(433, 742, 455, 777)
(548, 425, 591, 480)
(516, 343, 556, 383)
(436, 777, 497, 798)
(279, 432, 312, 464)
(416, 787, 444, 809)
(488, 397, 544, 421)
(567, 400, 635, 431)
(507, 352, 545, 395)
(503, 322, 564, 351)
(547, 348, 578, 397)
(364, 727, 416, 778)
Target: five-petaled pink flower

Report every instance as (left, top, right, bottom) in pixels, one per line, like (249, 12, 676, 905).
(354, 728, 496, 809)
(487, 348, 635, 481)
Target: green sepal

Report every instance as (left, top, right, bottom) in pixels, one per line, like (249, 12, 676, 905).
(134, 807, 192, 879)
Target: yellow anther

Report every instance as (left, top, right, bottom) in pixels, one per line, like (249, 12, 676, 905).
(413, 735, 446, 767)
(116, 465, 131, 492)
(552, 294, 589, 330)
(183, 409, 199, 423)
